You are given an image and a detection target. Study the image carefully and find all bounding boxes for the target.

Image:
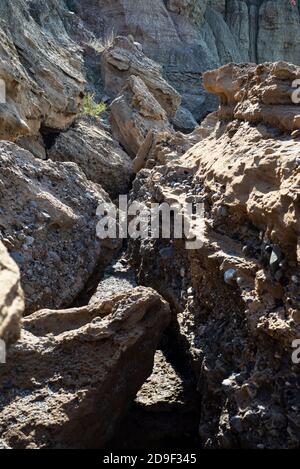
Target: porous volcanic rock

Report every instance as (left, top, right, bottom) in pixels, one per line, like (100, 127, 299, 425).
(48, 116, 133, 198)
(0, 241, 24, 346)
(0, 287, 171, 449)
(126, 61, 300, 449)
(0, 141, 112, 314)
(203, 61, 300, 132)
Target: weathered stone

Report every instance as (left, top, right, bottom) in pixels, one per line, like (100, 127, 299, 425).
(48, 116, 133, 198)
(172, 106, 198, 133)
(126, 61, 300, 449)
(0, 287, 171, 449)
(0, 141, 112, 314)
(102, 36, 181, 119)
(110, 75, 172, 157)
(0, 242, 24, 345)
(73, 0, 300, 119)
(0, 0, 85, 141)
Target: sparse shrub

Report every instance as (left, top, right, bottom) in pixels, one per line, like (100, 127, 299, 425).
(87, 30, 116, 53)
(82, 93, 106, 118)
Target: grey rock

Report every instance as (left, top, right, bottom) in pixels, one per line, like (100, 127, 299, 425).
(0, 141, 114, 315)
(224, 268, 237, 285)
(48, 116, 133, 198)
(73, 0, 300, 119)
(172, 106, 198, 132)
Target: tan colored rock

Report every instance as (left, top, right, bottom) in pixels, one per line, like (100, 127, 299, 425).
(203, 62, 300, 133)
(110, 75, 172, 157)
(126, 62, 300, 448)
(0, 141, 113, 314)
(0, 287, 171, 449)
(132, 112, 217, 172)
(102, 36, 181, 119)
(48, 116, 133, 198)
(0, 242, 24, 346)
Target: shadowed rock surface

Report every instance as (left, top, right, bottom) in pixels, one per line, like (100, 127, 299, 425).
(0, 287, 170, 449)
(126, 62, 300, 448)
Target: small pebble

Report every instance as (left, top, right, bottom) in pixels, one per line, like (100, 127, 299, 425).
(224, 268, 237, 285)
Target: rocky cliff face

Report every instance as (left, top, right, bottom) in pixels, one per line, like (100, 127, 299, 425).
(70, 0, 300, 119)
(126, 61, 300, 449)
(0, 242, 24, 346)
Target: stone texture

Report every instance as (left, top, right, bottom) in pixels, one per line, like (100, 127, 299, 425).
(102, 36, 181, 119)
(172, 106, 199, 133)
(0, 141, 112, 314)
(126, 62, 300, 449)
(72, 0, 300, 120)
(203, 61, 300, 133)
(0, 0, 85, 141)
(48, 116, 133, 198)
(112, 348, 200, 449)
(0, 242, 24, 346)
(0, 287, 171, 449)
(110, 75, 172, 157)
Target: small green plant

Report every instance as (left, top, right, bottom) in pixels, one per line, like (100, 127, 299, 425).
(82, 93, 106, 118)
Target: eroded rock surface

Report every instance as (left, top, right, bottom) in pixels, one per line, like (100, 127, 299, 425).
(48, 116, 133, 198)
(0, 141, 111, 314)
(126, 62, 300, 448)
(102, 36, 181, 119)
(71, 0, 300, 119)
(204, 61, 300, 132)
(0, 242, 24, 345)
(110, 75, 172, 157)
(0, 0, 85, 141)
(0, 287, 171, 449)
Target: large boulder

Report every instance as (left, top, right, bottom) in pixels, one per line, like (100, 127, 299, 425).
(0, 287, 171, 449)
(48, 116, 133, 198)
(0, 241, 24, 346)
(72, 0, 300, 120)
(102, 36, 181, 119)
(110, 75, 172, 157)
(0, 141, 112, 314)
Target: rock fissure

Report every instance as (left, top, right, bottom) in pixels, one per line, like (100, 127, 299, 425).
(0, 0, 299, 450)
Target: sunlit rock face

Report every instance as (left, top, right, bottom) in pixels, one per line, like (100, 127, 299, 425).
(69, 0, 300, 120)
